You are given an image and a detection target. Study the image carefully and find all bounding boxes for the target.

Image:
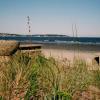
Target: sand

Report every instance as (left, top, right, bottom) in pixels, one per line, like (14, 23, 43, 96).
(41, 43, 100, 66)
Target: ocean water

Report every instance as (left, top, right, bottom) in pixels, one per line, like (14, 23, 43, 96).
(0, 36, 100, 44)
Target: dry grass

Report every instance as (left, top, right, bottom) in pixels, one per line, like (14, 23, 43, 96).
(0, 52, 100, 100)
(0, 52, 34, 99)
(0, 40, 19, 56)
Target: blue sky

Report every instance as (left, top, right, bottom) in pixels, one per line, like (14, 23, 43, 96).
(0, 0, 100, 37)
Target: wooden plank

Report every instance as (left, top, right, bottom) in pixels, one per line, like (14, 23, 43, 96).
(19, 44, 42, 50)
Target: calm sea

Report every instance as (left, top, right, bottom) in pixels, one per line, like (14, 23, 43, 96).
(0, 36, 100, 44)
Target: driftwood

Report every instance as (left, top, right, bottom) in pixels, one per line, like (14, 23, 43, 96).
(0, 40, 20, 56)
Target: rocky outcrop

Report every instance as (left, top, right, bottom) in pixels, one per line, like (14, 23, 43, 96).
(0, 40, 20, 56)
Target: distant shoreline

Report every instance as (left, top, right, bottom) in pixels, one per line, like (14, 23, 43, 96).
(0, 33, 100, 44)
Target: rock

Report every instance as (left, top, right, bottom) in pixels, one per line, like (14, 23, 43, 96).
(0, 40, 20, 56)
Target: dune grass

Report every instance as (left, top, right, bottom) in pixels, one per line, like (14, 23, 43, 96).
(0, 52, 100, 100)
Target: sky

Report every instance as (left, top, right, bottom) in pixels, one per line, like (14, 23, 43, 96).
(0, 0, 100, 37)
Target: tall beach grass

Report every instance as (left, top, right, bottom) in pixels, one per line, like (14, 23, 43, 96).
(0, 52, 100, 100)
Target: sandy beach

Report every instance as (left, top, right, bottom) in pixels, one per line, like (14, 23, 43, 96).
(42, 43, 100, 65)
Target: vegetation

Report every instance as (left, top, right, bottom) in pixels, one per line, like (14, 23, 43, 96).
(0, 52, 100, 100)
(93, 70, 100, 89)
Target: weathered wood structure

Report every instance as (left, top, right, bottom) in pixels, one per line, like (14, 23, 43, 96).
(0, 40, 42, 62)
(19, 44, 42, 55)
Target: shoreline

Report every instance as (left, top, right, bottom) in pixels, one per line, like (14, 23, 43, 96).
(19, 42, 100, 61)
(20, 41, 100, 52)
(41, 43, 100, 66)
(42, 43, 100, 52)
